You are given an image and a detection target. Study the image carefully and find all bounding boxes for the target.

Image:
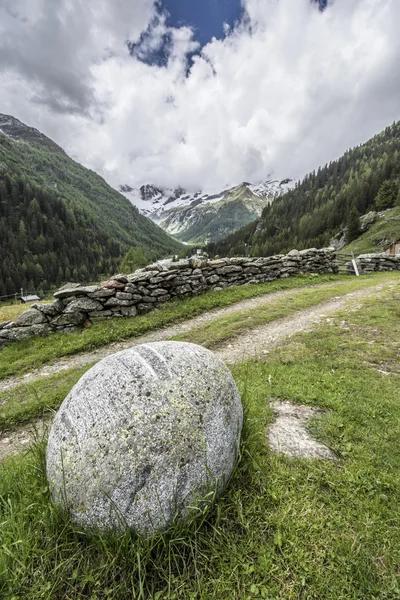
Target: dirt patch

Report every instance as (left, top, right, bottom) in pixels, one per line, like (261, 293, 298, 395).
(268, 400, 336, 461)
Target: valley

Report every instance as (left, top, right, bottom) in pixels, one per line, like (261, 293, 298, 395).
(120, 179, 293, 244)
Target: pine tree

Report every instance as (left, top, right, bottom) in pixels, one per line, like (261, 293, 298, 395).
(346, 207, 361, 243)
(375, 180, 397, 210)
(120, 248, 147, 274)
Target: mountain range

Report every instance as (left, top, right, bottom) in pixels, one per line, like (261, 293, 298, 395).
(120, 179, 293, 244)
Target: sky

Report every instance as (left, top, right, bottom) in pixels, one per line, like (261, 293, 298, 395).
(0, 0, 399, 194)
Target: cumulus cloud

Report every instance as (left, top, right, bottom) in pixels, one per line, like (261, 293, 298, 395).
(1, 0, 399, 193)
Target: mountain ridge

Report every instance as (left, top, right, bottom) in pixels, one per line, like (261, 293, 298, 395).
(0, 113, 183, 295)
(120, 178, 293, 244)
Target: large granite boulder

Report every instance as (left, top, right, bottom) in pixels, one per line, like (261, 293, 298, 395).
(46, 342, 243, 535)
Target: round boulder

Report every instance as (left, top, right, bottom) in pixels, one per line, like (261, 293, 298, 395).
(46, 341, 243, 535)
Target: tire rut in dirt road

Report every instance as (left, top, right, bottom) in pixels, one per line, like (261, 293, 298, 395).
(216, 287, 367, 364)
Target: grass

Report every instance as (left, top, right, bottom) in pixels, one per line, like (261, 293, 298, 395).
(0, 273, 350, 380)
(1, 280, 400, 598)
(0, 297, 54, 322)
(0, 302, 37, 322)
(343, 205, 400, 255)
(0, 366, 92, 432)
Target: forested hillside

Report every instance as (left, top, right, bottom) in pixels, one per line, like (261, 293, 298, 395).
(0, 114, 183, 295)
(208, 122, 400, 257)
(0, 174, 122, 296)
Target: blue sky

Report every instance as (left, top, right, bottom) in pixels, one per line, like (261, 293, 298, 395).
(131, 0, 328, 66)
(161, 0, 244, 46)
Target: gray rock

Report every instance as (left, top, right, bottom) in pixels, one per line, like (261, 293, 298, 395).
(174, 284, 192, 295)
(111, 274, 128, 283)
(127, 270, 160, 283)
(88, 310, 113, 318)
(137, 303, 156, 314)
(32, 301, 63, 317)
(124, 283, 140, 294)
(46, 342, 243, 535)
(54, 284, 101, 299)
(0, 320, 11, 330)
(151, 288, 170, 297)
(116, 292, 140, 301)
(88, 288, 116, 299)
(208, 259, 228, 267)
(137, 285, 150, 296)
(120, 306, 138, 317)
(0, 324, 49, 341)
(207, 274, 220, 284)
(64, 298, 103, 313)
(100, 280, 126, 290)
(104, 297, 136, 307)
(0, 328, 26, 342)
(51, 312, 86, 327)
(216, 265, 243, 275)
(15, 308, 48, 326)
(172, 260, 190, 270)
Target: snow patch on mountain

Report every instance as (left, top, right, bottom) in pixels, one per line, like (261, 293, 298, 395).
(119, 179, 293, 219)
(117, 178, 294, 243)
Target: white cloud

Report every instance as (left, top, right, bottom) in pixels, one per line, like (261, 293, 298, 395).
(0, 0, 399, 194)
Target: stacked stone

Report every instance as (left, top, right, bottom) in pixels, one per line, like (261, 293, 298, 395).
(0, 247, 337, 345)
(356, 253, 400, 273)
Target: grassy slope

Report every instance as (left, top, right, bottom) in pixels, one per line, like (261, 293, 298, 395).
(0, 126, 183, 257)
(343, 205, 400, 255)
(0, 274, 373, 380)
(0, 278, 399, 598)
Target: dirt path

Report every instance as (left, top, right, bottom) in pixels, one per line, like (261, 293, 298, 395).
(0, 281, 343, 394)
(0, 279, 398, 461)
(217, 288, 366, 364)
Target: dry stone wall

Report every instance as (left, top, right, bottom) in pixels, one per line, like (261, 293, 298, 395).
(0, 248, 337, 345)
(355, 253, 400, 273)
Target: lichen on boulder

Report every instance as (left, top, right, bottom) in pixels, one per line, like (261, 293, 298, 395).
(46, 341, 243, 535)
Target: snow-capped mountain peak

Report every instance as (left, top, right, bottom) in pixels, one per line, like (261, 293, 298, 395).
(118, 178, 293, 243)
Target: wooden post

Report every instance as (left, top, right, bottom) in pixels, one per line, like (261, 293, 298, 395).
(351, 253, 360, 277)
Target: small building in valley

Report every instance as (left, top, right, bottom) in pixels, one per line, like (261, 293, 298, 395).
(20, 295, 40, 304)
(384, 237, 400, 255)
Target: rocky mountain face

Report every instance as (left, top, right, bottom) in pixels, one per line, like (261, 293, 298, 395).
(119, 179, 293, 244)
(0, 114, 63, 153)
